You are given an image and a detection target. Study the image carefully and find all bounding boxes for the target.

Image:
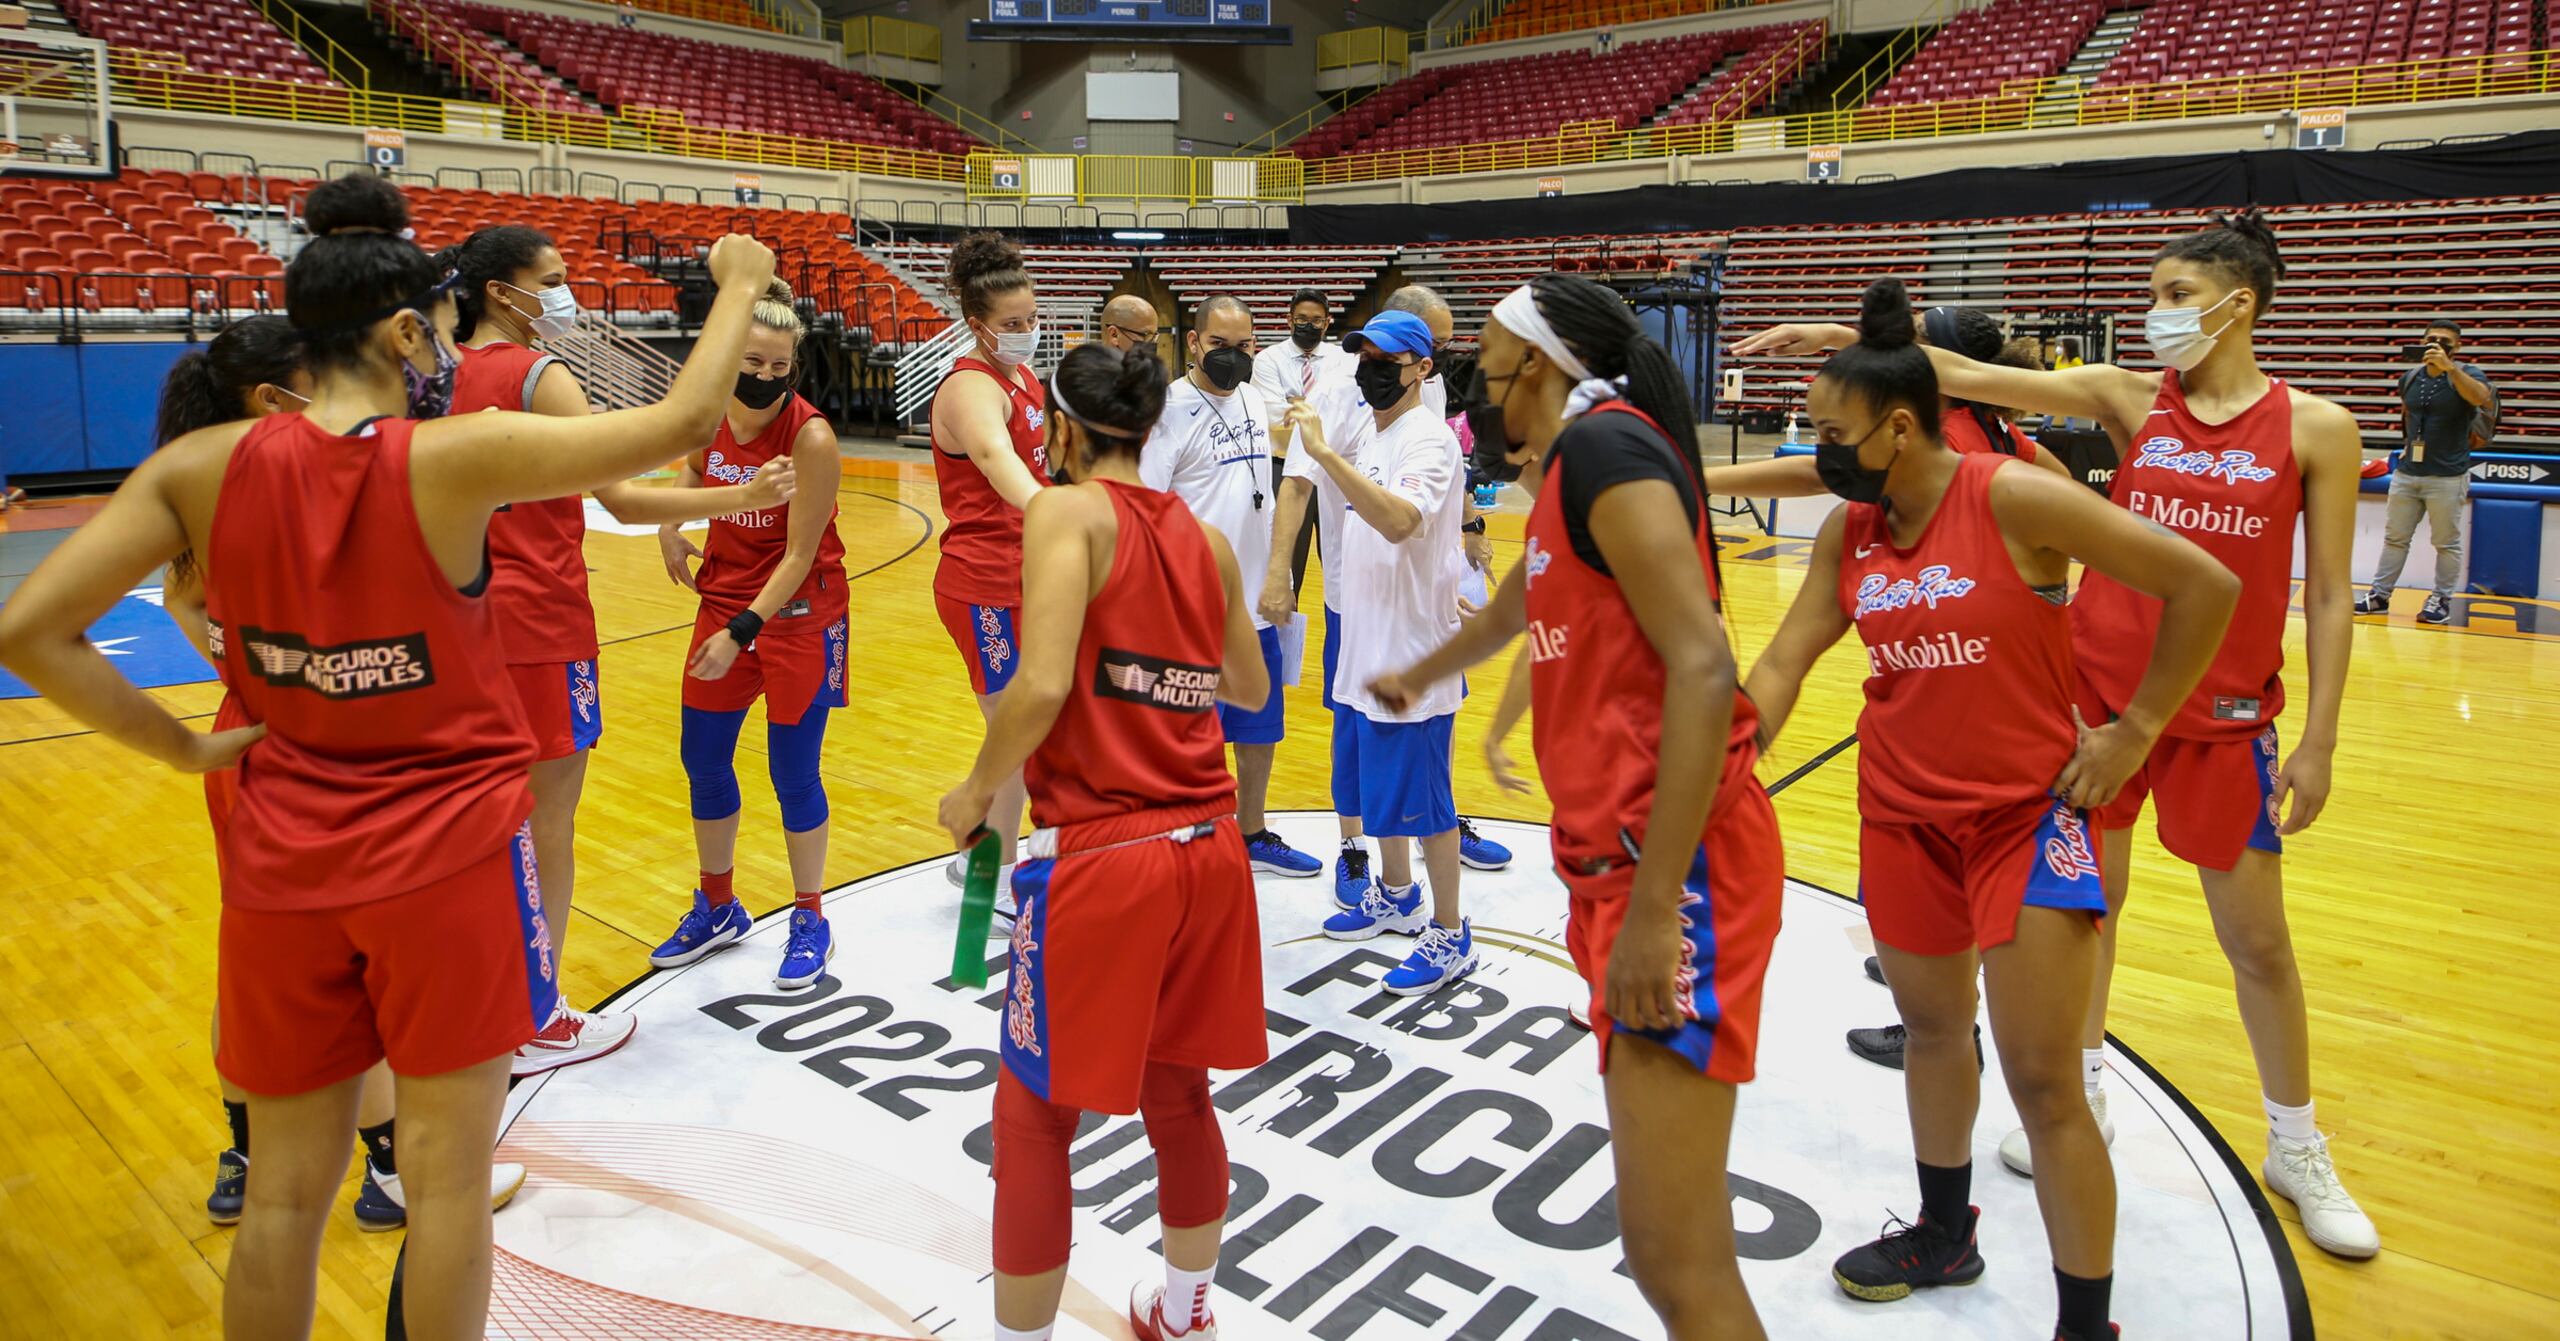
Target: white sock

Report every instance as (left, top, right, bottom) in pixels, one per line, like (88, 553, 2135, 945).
(2082, 1048, 2106, 1095)
(1339, 836, 1365, 856)
(994, 1323, 1052, 1341)
(1163, 1261, 1215, 1335)
(2264, 1095, 2317, 1142)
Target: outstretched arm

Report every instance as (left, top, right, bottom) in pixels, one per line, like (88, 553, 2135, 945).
(931, 371, 1044, 510)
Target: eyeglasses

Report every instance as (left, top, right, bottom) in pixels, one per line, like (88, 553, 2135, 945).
(1107, 323, 1159, 343)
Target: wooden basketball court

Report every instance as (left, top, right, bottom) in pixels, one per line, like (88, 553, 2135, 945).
(1, 453, 2552, 1338)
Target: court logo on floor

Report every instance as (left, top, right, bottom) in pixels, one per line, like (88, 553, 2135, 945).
(495, 815, 2305, 1340)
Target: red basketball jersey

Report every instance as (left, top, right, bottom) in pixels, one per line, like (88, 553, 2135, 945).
(1942, 406, 2042, 466)
(1839, 453, 2076, 824)
(695, 393, 845, 627)
(203, 413, 536, 910)
(931, 356, 1049, 607)
(1024, 481, 1236, 830)
(2073, 371, 2299, 741)
(459, 341, 598, 665)
(1522, 403, 1763, 865)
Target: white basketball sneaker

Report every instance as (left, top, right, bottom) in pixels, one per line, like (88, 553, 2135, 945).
(1996, 1088, 2115, 1177)
(512, 1005, 638, 1078)
(2264, 1131, 2380, 1258)
(1129, 1283, 1217, 1340)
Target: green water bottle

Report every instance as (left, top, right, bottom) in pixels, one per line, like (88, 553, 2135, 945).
(951, 826, 1001, 987)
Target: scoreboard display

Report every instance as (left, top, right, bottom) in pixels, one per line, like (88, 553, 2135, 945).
(986, 1, 1272, 25)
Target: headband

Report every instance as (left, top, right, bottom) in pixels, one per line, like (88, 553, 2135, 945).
(1491, 284, 1625, 422)
(1046, 373, 1145, 441)
(1923, 305, 1961, 353)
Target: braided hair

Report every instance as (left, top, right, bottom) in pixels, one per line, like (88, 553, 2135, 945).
(2153, 207, 2285, 313)
(1524, 272, 1706, 499)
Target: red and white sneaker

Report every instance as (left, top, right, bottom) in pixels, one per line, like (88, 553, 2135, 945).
(511, 1005, 638, 1077)
(1129, 1284, 1216, 1341)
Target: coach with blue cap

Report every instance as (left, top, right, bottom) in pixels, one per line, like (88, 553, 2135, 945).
(1276, 309, 1481, 996)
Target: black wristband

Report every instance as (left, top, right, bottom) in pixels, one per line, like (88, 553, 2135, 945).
(1462, 518, 1487, 535)
(724, 610, 764, 648)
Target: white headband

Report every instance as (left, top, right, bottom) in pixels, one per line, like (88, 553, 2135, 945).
(1490, 284, 1627, 422)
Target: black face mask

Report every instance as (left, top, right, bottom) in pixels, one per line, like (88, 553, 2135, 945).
(1290, 322, 1323, 351)
(1460, 361, 1527, 483)
(1815, 419, 1895, 504)
(734, 369, 791, 410)
(1354, 358, 1413, 412)
(1199, 345, 1252, 392)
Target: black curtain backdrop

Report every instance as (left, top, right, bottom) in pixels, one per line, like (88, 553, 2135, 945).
(1287, 130, 2560, 245)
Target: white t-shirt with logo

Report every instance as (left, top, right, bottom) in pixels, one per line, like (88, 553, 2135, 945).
(1141, 376, 1274, 629)
(1327, 401, 1464, 724)
(1284, 369, 1449, 612)
(1253, 339, 1351, 416)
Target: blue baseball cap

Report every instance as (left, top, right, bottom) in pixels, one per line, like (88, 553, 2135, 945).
(1340, 310, 1435, 360)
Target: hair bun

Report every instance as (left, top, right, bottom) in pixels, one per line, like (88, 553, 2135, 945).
(304, 174, 411, 238)
(945, 230, 1025, 294)
(762, 276, 796, 306)
(2213, 207, 2287, 279)
(1858, 278, 1917, 350)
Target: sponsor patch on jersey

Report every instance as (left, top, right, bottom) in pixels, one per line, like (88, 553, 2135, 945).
(1094, 648, 1220, 712)
(1523, 535, 1553, 582)
(703, 449, 759, 485)
(2129, 436, 2278, 485)
(239, 627, 434, 698)
(2213, 696, 2263, 722)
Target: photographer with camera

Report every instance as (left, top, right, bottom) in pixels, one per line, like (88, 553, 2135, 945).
(2357, 322, 2498, 624)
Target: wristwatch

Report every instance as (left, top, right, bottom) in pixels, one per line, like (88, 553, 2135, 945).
(1461, 518, 1487, 535)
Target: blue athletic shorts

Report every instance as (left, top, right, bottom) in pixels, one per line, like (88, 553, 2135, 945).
(1340, 712, 1457, 839)
(1217, 623, 1286, 746)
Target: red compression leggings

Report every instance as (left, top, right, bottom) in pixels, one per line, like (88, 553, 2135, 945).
(991, 1063, 1229, 1275)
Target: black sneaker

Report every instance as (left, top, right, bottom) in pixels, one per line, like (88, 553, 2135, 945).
(1833, 1207, 1987, 1302)
(2419, 594, 2452, 625)
(1864, 955, 1886, 986)
(1846, 1022, 1984, 1072)
(206, 1147, 247, 1225)
(2352, 588, 2390, 616)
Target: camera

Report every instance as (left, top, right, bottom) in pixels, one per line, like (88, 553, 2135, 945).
(2404, 339, 2451, 362)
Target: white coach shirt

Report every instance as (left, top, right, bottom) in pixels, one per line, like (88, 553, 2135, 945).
(1327, 400, 1464, 724)
(1253, 338, 1349, 412)
(1283, 367, 1448, 613)
(1141, 375, 1275, 629)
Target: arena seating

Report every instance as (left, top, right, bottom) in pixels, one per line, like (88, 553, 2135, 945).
(1465, 0, 1733, 46)
(0, 168, 282, 318)
(1653, 21, 1830, 127)
(874, 241, 1131, 321)
(1398, 233, 1737, 346)
(464, 3, 978, 155)
(1286, 28, 1805, 158)
(2098, 0, 2533, 87)
(1870, 0, 2107, 106)
(1145, 247, 1401, 333)
(376, 0, 596, 116)
(60, 0, 338, 86)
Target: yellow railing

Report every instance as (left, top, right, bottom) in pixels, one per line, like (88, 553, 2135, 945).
(965, 152, 1303, 205)
(250, 0, 371, 89)
(1828, 0, 1947, 110)
(1432, 0, 1786, 50)
(843, 14, 940, 63)
(105, 52, 966, 180)
(888, 83, 1037, 154)
(1317, 27, 1412, 73)
(566, 0, 785, 33)
(1298, 45, 2560, 183)
(1238, 84, 1373, 156)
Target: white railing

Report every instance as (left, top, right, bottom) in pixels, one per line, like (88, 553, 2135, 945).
(548, 309, 682, 411)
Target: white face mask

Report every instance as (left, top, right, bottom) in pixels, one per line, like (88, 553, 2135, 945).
(504, 281, 579, 341)
(982, 321, 1040, 368)
(2141, 289, 2240, 372)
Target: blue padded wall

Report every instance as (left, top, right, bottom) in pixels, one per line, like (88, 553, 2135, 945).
(0, 340, 196, 477)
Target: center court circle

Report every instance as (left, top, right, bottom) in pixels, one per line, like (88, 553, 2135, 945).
(491, 815, 2306, 1340)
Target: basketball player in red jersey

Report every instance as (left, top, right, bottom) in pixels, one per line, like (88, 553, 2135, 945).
(1369, 274, 1782, 1339)
(937, 342, 1268, 1341)
(929, 232, 1048, 906)
(439, 225, 796, 1069)
(0, 175, 777, 1340)
(1745, 280, 2237, 1341)
(152, 319, 531, 1235)
(647, 278, 848, 991)
(1743, 210, 2379, 1260)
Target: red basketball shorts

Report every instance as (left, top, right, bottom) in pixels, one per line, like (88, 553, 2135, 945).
(1001, 802, 1267, 1114)
(506, 658, 604, 761)
(1861, 794, 2109, 957)
(934, 592, 1021, 696)
(215, 823, 559, 1095)
(2080, 692, 2286, 880)
(1560, 779, 1783, 1085)
(681, 607, 849, 727)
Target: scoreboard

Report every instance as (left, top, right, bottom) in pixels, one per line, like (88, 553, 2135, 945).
(985, 1, 1273, 25)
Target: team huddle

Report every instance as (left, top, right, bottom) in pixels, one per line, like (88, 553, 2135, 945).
(0, 173, 2379, 1341)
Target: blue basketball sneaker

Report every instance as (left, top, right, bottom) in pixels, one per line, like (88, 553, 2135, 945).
(648, 890, 753, 969)
(1245, 830, 1322, 877)
(1383, 919, 1479, 996)
(354, 1159, 528, 1232)
(1333, 845, 1372, 911)
(775, 908, 834, 990)
(1323, 880, 1426, 941)
(1456, 819, 1512, 871)
(206, 1148, 246, 1225)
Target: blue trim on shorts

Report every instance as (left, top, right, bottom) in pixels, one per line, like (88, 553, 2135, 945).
(1001, 859, 1054, 1100)
(2022, 800, 2111, 914)
(1351, 713, 1458, 838)
(1217, 623, 1287, 745)
(509, 824, 561, 1030)
(565, 658, 603, 753)
(1621, 846, 1722, 1071)
(818, 615, 850, 710)
(1320, 604, 1342, 714)
(972, 604, 1020, 695)
(2245, 725, 2284, 856)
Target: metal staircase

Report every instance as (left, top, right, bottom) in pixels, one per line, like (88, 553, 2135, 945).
(546, 310, 683, 412)
(2029, 6, 2146, 127)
